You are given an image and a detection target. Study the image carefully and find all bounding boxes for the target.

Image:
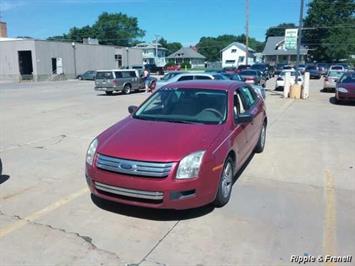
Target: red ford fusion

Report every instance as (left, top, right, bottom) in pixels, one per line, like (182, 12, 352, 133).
(86, 81, 267, 209)
(335, 71, 355, 104)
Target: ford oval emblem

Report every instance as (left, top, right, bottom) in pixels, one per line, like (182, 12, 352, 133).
(120, 163, 133, 170)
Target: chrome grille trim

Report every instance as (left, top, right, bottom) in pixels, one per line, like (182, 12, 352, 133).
(95, 182, 163, 200)
(96, 154, 173, 177)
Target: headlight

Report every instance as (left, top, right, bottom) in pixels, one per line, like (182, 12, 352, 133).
(176, 151, 205, 179)
(86, 138, 98, 166)
(337, 87, 348, 93)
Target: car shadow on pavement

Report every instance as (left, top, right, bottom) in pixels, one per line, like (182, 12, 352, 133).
(233, 152, 255, 185)
(329, 97, 355, 106)
(97, 91, 148, 97)
(91, 194, 214, 221)
(0, 175, 10, 185)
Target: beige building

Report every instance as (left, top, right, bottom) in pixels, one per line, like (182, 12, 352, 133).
(0, 22, 8, 38)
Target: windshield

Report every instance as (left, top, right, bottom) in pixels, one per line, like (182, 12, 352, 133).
(339, 73, 355, 83)
(134, 88, 228, 125)
(280, 71, 300, 77)
(251, 65, 266, 70)
(212, 74, 229, 80)
(328, 71, 344, 78)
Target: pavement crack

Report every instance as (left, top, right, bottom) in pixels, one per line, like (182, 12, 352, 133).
(0, 210, 120, 261)
(138, 221, 180, 265)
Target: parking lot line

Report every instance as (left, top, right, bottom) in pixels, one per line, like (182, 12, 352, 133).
(0, 187, 89, 239)
(323, 170, 336, 263)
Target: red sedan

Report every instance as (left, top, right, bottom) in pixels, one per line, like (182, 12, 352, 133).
(335, 71, 355, 104)
(86, 81, 267, 209)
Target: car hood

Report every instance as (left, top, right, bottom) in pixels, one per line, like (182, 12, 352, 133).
(338, 83, 355, 92)
(97, 117, 224, 162)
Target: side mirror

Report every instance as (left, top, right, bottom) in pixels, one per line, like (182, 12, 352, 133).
(128, 105, 138, 114)
(236, 113, 253, 123)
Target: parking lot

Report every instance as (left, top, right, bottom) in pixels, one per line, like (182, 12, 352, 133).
(0, 78, 354, 265)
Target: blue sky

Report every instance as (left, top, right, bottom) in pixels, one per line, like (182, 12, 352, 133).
(1, 0, 307, 45)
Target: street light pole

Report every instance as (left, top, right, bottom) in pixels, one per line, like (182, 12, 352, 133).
(295, 0, 304, 84)
(245, 0, 249, 66)
(126, 47, 129, 68)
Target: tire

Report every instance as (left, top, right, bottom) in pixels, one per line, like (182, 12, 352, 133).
(254, 122, 266, 153)
(214, 157, 234, 207)
(123, 84, 131, 94)
(78, 76, 83, 80)
(105, 91, 113, 95)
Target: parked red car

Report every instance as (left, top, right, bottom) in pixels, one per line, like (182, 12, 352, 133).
(86, 81, 267, 209)
(164, 64, 181, 71)
(335, 71, 355, 104)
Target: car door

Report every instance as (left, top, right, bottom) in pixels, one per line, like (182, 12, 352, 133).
(129, 70, 140, 90)
(238, 86, 263, 152)
(232, 89, 251, 167)
(114, 71, 124, 88)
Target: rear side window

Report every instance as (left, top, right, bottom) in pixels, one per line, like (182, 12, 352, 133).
(239, 86, 257, 109)
(129, 71, 137, 78)
(96, 71, 113, 79)
(178, 75, 193, 81)
(195, 75, 212, 80)
(121, 71, 132, 78)
(114, 72, 123, 78)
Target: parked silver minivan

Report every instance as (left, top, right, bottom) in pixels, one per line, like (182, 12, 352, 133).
(95, 69, 144, 95)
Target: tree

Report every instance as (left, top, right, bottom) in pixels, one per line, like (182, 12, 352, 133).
(303, 0, 355, 62)
(265, 23, 297, 40)
(196, 34, 264, 61)
(47, 12, 145, 46)
(158, 38, 182, 55)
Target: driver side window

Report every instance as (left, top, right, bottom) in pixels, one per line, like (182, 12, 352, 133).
(234, 90, 247, 117)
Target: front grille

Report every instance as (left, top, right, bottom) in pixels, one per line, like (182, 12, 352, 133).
(96, 154, 173, 178)
(95, 182, 163, 201)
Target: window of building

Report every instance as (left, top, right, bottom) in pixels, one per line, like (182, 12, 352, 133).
(115, 54, 122, 67)
(225, 60, 236, 64)
(238, 56, 245, 63)
(231, 49, 237, 53)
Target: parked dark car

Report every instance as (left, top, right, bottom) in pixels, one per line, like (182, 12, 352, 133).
(250, 64, 271, 79)
(85, 80, 267, 209)
(77, 70, 96, 80)
(223, 73, 243, 81)
(335, 71, 355, 104)
(274, 64, 286, 76)
(316, 63, 329, 75)
(239, 70, 265, 87)
(236, 64, 251, 73)
(144, 64, 164, 75)
(223, 67, 237, 74)
(305, 65, 322, 79)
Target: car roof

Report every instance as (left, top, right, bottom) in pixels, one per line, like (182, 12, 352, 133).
(163, 80, 244, 91)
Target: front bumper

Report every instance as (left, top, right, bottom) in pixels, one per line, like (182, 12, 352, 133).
(86, 159, 219, 210)
(336, 91, 355, 102)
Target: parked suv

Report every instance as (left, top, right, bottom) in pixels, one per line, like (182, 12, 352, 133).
(95, 69, 145, 95)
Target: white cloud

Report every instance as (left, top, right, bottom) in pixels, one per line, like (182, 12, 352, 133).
(1, 0, 26, 11)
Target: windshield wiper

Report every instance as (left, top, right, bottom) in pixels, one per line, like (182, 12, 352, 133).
(163, 119, 204, 124)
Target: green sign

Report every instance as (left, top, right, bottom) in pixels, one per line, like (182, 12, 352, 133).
(284, 29, 298, 50)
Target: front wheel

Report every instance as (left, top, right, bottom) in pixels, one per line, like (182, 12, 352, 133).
(105, 91, 113, 95)
(254, 123, 266, 153)
(214, 157, 234, 207)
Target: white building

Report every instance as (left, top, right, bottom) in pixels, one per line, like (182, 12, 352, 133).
(221, 42, 256, 68)
(134, 42, 167, 67)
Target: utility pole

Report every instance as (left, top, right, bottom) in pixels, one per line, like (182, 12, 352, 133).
(295, 0, 304, 84)
(245, 0, 249, 66)
(155, 34, 160, 65)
